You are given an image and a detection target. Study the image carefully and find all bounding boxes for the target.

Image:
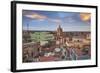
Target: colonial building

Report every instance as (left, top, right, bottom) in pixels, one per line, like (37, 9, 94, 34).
(55, 25, 66, 46)
(23, 30, 32, 43)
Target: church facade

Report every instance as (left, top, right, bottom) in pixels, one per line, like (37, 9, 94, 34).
(54, 25, 66, 47)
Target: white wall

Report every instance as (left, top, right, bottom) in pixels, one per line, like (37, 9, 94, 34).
(0, 0, 100, 73)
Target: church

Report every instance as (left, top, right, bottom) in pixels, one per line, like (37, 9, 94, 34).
(54, 25, 66, 46)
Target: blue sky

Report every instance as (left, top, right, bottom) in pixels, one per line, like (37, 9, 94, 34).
(22, 10, 91, 31)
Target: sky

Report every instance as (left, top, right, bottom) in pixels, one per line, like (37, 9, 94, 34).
(22, 10, 91, 31)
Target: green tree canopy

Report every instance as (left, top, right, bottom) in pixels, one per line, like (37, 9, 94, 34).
(31, 32, 54, 43)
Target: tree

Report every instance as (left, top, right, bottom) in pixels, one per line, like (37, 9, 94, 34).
(30, 32, 54, 45)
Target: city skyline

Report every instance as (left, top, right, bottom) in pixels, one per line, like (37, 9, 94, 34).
(22, 10, 91, 31)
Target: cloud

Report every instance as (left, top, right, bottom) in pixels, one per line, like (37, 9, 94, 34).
(23, 11, 47, 20)
(25, 13, 47, 20)
(80, 13, 91, 22)
(48, 18, 62, 24)
(25, 14, 61, 23)
(64, 17, 76, 23)
(23, 10, 62, 24)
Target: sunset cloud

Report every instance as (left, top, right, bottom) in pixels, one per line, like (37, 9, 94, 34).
(80, 13, 91, 22)
(23, 10, 63, 23)
(25, 13, 47, 20)
(23, 10, 47, 20)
